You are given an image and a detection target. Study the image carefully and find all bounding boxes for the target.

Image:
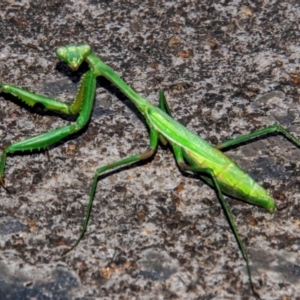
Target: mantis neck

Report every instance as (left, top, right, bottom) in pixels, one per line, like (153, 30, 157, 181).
(86, 53, 151, 114)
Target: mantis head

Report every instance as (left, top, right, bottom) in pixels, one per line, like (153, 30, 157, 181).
(56, 44, 92, 70)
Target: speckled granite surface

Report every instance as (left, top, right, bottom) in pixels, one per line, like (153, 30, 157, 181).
(1, 1, 300, 299)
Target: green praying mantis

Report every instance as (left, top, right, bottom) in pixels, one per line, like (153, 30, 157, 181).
(1, 44, 300, 297)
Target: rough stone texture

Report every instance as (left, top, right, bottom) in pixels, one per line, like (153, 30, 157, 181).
(1, 0, 300, 299)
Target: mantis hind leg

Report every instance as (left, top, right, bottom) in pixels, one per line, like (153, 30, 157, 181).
(62, 129, 159, 254)
(154, 91, 257, 294)
(171, 144, 259, 297)
(216, 124, 300, 150)
(0, 71, 96, 186)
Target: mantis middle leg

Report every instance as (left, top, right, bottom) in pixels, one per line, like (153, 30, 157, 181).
(63, 129, 159, 254)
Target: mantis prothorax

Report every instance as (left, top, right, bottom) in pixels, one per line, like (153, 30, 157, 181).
(1, 44, 300, 297)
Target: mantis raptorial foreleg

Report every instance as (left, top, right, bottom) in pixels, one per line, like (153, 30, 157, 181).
(0, 70, 96, 186)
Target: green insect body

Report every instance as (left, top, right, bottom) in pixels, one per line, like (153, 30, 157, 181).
(148, 106, 276, 212)
(1, 44, 300, 297)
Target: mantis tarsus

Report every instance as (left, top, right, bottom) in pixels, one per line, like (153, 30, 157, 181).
(1, 44, 299, 297)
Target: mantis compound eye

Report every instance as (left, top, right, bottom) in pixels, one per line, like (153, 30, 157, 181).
(56, 46, 68, 62)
